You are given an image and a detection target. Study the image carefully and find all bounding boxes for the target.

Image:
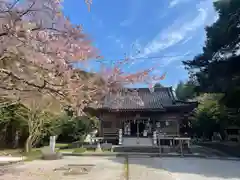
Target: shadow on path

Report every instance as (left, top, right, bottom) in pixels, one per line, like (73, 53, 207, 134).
(198, 142, 240, 158)
(109, 156, 240, 179)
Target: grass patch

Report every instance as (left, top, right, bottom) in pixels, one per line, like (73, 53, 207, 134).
(23, 149, 42, 161)
(0, 149, 23, 156)
(59, 148, 74, 152)
(59, 147, 87, 153)
(74, 148, 112, 153)
(59, 147, 112, 154)
(102, 149, 112, 152)
(0, 148, 42, 161)
(55, 143, 69, 149)
(73, 148, 87, 153)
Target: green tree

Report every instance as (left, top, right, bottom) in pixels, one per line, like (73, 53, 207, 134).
(0, 104, 28, 148)
(183, 0, 240, 123)
(175, 81, 196, 101)
(183, 1, 240, 95)
(154, 83, 164, 88)
(0, 101, 99, 150)
(192, 94, 228, 138)
(57, 115, 99, 143)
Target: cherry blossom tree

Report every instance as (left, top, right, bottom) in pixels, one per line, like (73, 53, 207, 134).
(85, 0, 92, 11)
(0, 0, 165, 116)
(0, 0, 99, 110)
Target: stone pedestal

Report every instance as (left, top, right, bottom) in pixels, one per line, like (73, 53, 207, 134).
(95, 142, 102, 152)
(119, 129, 122, 145)
(153, 131, 157, 145)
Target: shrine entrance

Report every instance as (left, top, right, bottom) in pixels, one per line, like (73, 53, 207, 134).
(123, 118, 152, 137)
(122, 118, 153, 146)
(130, 120, 145, 137)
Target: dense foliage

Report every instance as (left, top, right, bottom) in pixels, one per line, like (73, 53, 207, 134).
(191, 94, 228, 138)
(183, 0, 240, 109)
(175, 81, 233, 139)
(0, 103, 98, 149)
(181, 0, 240, 138)
(175, 81, 196, 101)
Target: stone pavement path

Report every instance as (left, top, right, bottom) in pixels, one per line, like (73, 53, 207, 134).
(161, 157, 240, 180)
(191, 145, 230, 157)
(128, 157, 240, 180)
(128, 157, 175, 180)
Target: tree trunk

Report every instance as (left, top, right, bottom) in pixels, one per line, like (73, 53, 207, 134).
(25, 136, 32, 153)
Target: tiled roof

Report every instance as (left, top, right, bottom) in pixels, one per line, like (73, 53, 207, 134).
(100, 87, 182, 110)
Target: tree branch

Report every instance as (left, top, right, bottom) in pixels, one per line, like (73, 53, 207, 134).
(0, 68, 65, 97)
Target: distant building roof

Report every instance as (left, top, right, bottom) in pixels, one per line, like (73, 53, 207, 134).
(98, 87, 197, 111)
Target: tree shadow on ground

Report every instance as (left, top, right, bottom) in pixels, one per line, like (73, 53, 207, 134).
(110, 156, 240, 179)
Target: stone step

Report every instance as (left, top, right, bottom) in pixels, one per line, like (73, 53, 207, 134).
(122, 137, 153, 146)
(113, 145, 191, 154)
(113, 146, 160, 153)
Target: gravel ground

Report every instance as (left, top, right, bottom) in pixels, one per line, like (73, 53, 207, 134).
(0, 156, 125, 180)
(0, 156, 25, 165)
(128, 158, 175, 180)
(1, 156, 240, 180)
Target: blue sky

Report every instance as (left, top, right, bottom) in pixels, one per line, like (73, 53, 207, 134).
(63, 0, 218, 88)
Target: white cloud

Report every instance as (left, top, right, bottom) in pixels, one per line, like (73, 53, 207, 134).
(181, 36, 193, 45)
(161, 51, 192, 67)
(169, 0, 190, 8)
(169, 0, 181, 8)
(213, 13, 219, 22)
(162, 56, 182, 66)
(138, 1, 216, 58)
(140, 9, 207, 57)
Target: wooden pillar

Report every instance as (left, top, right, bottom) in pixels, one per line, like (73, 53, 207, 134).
(180, 139, 183, 157)
(152, 117, 155, 132)
(177, 120, 180, 136)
